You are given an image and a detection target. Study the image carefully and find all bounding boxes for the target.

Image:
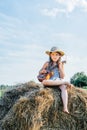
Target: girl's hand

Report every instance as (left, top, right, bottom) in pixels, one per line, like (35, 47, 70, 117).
(58, 62, 63, 70)
(40, 69, 47, 74)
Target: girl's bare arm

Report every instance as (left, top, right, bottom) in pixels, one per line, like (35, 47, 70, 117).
(39, 62, 49, 74)
(58, 62, 65, 79)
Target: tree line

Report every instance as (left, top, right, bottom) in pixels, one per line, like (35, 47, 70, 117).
(70, 72, 87, 88)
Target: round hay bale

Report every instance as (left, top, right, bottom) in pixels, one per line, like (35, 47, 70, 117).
(0, 81, 87, 130)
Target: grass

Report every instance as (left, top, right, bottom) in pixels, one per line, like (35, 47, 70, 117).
(0, 90, 1, 97)
(83, 86, 87, 89)
(0, 89, 5, 98)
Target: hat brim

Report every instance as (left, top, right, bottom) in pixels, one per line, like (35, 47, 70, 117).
(45, 50, 65, 56)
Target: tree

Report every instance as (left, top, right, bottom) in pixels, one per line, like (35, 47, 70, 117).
(70, 72, 87, 87)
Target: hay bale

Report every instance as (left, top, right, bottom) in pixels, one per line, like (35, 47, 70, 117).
(0, 81, 41, 120)
(0, 81, 87, 130)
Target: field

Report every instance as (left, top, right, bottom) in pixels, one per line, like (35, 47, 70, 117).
(83, 86, 87, 89)
(0, 89, 5, 98)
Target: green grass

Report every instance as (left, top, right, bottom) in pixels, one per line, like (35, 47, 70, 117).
(0, 89, 5, 98)
(83, 86, 87, 89)
(0, 90, 1, 97)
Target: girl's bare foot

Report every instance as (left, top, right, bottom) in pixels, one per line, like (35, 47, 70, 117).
(63, 109, 69, 114)
(64, 82, 73, 89)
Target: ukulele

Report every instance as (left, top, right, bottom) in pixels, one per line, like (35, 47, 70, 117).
(37, 70, 54, 82)
(37, 64, 58, 82)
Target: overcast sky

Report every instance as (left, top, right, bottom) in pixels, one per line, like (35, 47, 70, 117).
(0, 0, 87, 85)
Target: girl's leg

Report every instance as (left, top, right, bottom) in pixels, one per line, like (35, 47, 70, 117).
(42, 79, 71, 88)
(59, 85, 69, 113)
(42, 80, 70, 113)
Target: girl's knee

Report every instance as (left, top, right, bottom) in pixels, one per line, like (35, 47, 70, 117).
(42, 80, 47, 85)
(42, 80, 45, 85)
(59, 85, 66, 90)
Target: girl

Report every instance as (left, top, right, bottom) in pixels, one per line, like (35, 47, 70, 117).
(38, 46, 72, 113)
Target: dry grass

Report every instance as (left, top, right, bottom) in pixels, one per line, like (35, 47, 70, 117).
(0, 81, 87, 130)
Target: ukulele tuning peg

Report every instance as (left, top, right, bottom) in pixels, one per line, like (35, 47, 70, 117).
(61, 54, 67, 64)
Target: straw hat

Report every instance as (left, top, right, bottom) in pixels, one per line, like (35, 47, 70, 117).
(45, 46, 65, 56)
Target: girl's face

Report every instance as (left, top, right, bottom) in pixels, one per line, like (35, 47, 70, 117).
(50, 52, 60, 62)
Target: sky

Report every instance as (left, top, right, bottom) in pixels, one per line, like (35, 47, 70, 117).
(0, 0, 87, 85)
